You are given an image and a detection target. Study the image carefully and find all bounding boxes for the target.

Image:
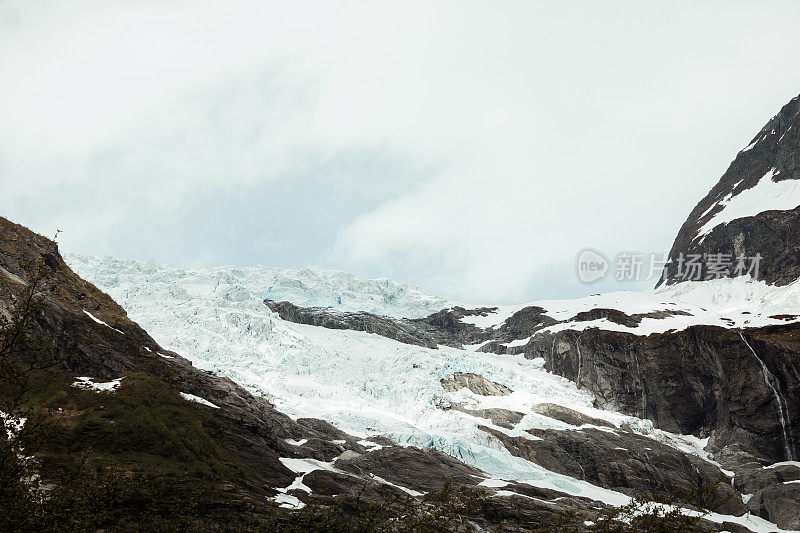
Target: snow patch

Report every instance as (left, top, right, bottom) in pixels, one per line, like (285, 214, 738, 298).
(479, 478, 509, 488)
(368, 473, 424, 496)
(695, 168, 800, 240)
(72, 376, 122, 392)
(82, 310, 124, 334)
(357, 439, 383, 451)
(741, 138, 759, 152)
(504, 336, 532, 348)
(1, 411, 26, 439)
(273, 493, 305, 509)
(179, 392, 219, 409)
(280, 457, 336, 475)
(0, 266, 26, 285)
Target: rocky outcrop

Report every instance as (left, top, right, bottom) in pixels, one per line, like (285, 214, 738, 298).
(532, 403, 615, 429)
(746, 483, 800, 530)
(335, 445, 482, 493)
(440, 372, 513, 396)
(265, 299, 489, 348)
(449, 405, 525, 428)
(481, 305, 557, 342)
(735, 462, 800, 495)
(482, 425, 745, 516)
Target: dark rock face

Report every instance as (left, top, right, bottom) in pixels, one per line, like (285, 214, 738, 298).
(334, 446, 482, 493)
(735, 462, 800, 495)
(661, 93, 800, 286)
(523, 325, 800, 465)
(485, 305, 557, 342)
(513, 323, 800, 531)
(572, 308, 692, 328)
(449, 406, 525, 429)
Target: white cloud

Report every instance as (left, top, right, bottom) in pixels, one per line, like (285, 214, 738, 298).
(1, 1, 800, 302)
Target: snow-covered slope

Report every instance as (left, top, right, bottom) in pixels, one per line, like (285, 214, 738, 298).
(457, 276, 800, 337)
(694, 167, 800, 241)
(66, 254, 793, 532)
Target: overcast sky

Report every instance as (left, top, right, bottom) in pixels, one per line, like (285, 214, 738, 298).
(2, 1, 800, 304)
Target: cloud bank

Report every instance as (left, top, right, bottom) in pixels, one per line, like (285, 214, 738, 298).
(2, 1, 800, 302)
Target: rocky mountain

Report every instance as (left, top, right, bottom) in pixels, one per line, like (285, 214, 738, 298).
(660, 93, 800, 286)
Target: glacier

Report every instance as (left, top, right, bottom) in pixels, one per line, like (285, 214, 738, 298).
(66, 254, 795, 532)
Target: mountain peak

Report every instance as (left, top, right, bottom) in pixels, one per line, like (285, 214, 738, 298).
(661, 92, 800, 286)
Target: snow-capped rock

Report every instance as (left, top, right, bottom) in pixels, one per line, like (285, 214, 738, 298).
(661, 93, 800, 286)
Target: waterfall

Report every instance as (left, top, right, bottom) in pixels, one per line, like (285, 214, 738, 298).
(574, 333, 582, 388)
(740, 333, 796, 461)
(631, 350, 648, 420)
